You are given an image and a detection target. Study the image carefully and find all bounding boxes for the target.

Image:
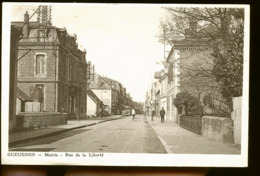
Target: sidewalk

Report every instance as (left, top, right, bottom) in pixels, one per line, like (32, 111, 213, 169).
(9, 115, 122, 146)
(146, 116, 241, 154)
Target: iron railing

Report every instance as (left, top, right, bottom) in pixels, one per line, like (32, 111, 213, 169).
(179, 115, 202, 135)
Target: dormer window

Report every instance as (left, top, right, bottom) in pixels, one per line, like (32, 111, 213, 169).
(38, 30, 45, 42)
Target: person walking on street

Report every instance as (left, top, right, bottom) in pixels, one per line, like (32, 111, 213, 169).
(160, 107, 165, 123)
(132, 109, 136, 120)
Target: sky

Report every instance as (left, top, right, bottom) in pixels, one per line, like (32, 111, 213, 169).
(11, 3, 168, 102)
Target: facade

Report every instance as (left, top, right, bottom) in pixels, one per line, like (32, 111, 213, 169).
(12, 11, 88, 122)
(9, 25, 22, 131)
(159, 20, 229, 123)
(86, 90, 102, 117)
(103, 77, 123, 114)
(89, 73, 114, 115)
(165, 47, 180, 122)
(160, 71, 168, 119)
(153, 72, 161, 117)
(89, 74, 135, 115)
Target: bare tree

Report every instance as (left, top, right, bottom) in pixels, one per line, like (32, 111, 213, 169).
(157, 7, 244, 111)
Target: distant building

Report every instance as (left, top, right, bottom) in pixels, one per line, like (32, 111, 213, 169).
(103, 77, 123, 114)
(153, 72, 161, 117)
(89, 74, 116, 115)
(86, 90, 102, 117)
(160, 70, 168, 118)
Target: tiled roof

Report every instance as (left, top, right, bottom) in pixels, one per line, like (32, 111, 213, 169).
(11, 21, 44, 28)
(87, 90, 102, 104)
(16, 87, 33, 101)
(88, 74, 112, 89)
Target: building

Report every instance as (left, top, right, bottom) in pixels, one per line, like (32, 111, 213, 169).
(153, 72, 161, 117)
(164, 47, 180, 122)
(165, 20, 229, 121)
(103, 77, 123, 114)
(160, 70, 168, 119)
(89, 73, 117, 115)
(86, 90, 102, 117)
(12, 8, 89, 128)
(9, 25, 22, 131)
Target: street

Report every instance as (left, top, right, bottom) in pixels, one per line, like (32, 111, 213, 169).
(10, 115, 167, 153)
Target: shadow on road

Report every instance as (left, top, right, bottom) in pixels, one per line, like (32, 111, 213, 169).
(9, 129, 89, 150)
(9, 148, 56, 152)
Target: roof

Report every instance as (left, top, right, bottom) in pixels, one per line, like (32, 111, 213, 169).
(172, 25, 224, 48)
(89, 74, 112, 89)
(87, 90, 102, 104)
(16, 87, 33, 101)
(154, 71, 161, 79)
(11, 21, 41, 28)
(166, 47, 175, 62)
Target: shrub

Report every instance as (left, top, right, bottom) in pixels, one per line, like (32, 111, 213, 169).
(174, 91, 203, 116)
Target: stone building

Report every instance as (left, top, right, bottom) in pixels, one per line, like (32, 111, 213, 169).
(9, 25, 22, 131)
(12, 10, 88, 126)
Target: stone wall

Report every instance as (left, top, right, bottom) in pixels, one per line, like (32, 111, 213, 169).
(16, 112, 67, 129)
(231, 96, 242, 145)
(202, 116, 234, 144)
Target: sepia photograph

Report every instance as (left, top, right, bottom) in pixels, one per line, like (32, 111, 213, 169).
(2, 3, 249, 166)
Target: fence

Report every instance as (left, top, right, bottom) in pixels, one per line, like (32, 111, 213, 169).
(179, 115, 202, 135)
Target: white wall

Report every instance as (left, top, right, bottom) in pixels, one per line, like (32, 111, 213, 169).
(16, 98, 21, 114)
(92, 89, 111, 107)
(231, 96, 242, 145)
(87, 95, 97, 116)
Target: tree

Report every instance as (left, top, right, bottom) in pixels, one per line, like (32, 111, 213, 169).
(173, 91, 203, 116)
(157, 7, 244, 111)
(203, 93, 215, 113)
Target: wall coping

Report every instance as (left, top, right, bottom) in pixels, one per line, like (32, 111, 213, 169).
(202, 115, 232, 121)
(18, 112, 67, 116)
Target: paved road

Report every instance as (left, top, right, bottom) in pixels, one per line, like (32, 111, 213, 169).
(10, 115, 167, 153)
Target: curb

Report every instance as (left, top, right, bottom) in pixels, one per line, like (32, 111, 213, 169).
(146, 118, 173, 154)
(9, 116, 122, 147)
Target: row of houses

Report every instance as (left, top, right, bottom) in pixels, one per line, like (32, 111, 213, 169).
(145, 19, 230, 123)
(87, 73, 135, 117)
(9, 7, 135, 132)
(144, 15, 243, 145)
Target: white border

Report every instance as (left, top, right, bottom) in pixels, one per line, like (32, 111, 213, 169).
(1, 3, 249, 167)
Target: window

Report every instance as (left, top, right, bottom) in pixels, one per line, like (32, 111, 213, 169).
(38, 30, 45, 42)
(35, 54, 46, 75)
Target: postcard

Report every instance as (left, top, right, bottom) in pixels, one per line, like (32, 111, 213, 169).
(1, 2, 249, 167)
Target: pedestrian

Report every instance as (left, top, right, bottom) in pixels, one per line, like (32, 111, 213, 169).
(132, 109, 136, 119)
(160, 107, 165, 123)
(151, 110, 155, 121)
(99, 108, 103, 118)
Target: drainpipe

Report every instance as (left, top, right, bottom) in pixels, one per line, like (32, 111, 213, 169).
(55, 44, 59, 112)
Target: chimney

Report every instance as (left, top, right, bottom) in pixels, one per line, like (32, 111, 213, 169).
(22, 11, 29, 38)
(187, 17, 197, 37)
